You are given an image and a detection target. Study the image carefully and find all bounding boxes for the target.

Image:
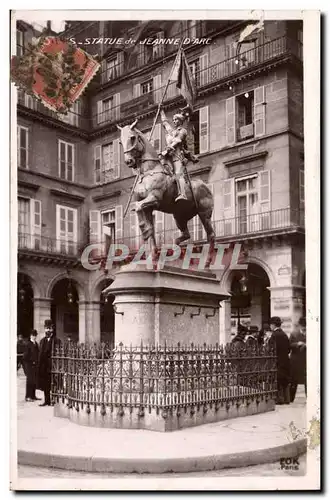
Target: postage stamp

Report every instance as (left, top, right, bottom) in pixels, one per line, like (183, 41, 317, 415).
(9, 9, 320, 492)
(11, 35, 100, 114)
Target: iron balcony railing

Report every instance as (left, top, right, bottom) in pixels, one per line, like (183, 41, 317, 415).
(93, 35, 302, 128)
(17, 35, 302, 130)
(17, 90, 89, 130)
(17, 232, 82, 257)
(18, 208, 304, 259)
(87, 208, 305, 262)
(99, 21, 208, 85)
(51, 341, 277, 424)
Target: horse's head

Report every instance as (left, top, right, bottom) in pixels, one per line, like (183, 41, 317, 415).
(117, 120, 145, 169)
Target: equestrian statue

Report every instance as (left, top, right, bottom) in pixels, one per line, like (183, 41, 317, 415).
(117, 106, 215, 258)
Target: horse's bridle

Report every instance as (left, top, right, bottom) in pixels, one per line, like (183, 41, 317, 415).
(122, 134, 142, 154)
(122, 133, 160, 165)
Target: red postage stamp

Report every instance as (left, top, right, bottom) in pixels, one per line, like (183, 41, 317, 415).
(11, 36, 100, 114)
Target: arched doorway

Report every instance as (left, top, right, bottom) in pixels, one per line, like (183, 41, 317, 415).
(230, 263, 270, 337)
(99, 279, 115, 346)
(50, 278, 79, 342)
(17, 273, 34, 338)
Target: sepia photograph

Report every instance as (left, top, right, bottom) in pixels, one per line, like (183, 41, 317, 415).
(10, 9, 320, 491)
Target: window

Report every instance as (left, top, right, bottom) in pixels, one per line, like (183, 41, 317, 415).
(59, 100, 80, 127)
(141, 79, 153, 95)
(97, 93, 120, 124)
(236, 92, 254, 141)
(187, 106, 209, 155)
(17, 29, 24, 56)
(189, 59, 200, 87)
(94, 140, 120, 184)
(187, 21, 198, 38)
(106, 57, 118, 81)
(56, 205, 77, 255)
(18, 198, 30, 247)
(58, 140, 74, 181)
(102, 209, 116, 244)
(189, 111, 200, 155)
(17, 126, 28, 168)
(18, 198, 41, 250)
(235, 176, 259, 233)
(89, 206, 123, 251)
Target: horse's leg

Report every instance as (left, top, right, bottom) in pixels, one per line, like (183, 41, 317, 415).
(198, 211, 215, 268)
(173, 215, 191, 245)
(136, 195, 159, 262)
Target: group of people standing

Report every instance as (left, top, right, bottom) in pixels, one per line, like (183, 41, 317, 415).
(17, 319, 60, 406)
(232, 316, 307, 405)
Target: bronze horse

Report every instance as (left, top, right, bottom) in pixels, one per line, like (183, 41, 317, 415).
(117, 120, 215, 255)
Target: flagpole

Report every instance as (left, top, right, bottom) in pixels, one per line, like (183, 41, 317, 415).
(148, 40, 184, 142)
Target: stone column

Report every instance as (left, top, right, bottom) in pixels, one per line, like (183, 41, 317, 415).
(84, 301, 101, 344)
(269, 285, 306, 335)
(78, 301, 87, 344)
(219, 299, 231, 345)
(33, 297, 52, 341)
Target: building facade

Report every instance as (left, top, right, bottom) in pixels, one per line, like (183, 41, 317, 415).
(16, 19, 305, 345)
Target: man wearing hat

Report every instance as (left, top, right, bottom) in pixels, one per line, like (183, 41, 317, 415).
(160, 106, 198, 202)
(289, 317, 307, 402)
(268, 316, 291, 404)
(37, 320, 60, 406)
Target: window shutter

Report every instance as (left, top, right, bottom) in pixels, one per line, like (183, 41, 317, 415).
(94, 145, 101, 184)
(152, 123, 162, 153)
(68, 143, 74, 182)
(199, 53, 209, 87)
(113, 139, 120, 179)
(259, 170, 271, 230)
(226, 97, 236, 145)
(154, 31, 165, 58)
(202, 183, 214, 239)
(117, 51, 124, 76)
(153, 74, 162, 104)
(199, 106, 209, 154)
(193, 215, 203, 242)
(154, 210, 165, 245)
(225, 43, 235, 76)
(133, 83, 140, 99)
(89, 210, 101, 244)
(30, 199, 41, 250)
(254, 86, 266, 137)
(101, 60, 107, 84)
(223, 178, 235, 236)
(72, 208, 78, 255)
(114, 92, 120, 121)
(97, 100, 103, 125)
(299, 169, 305, 204)
(115, 205, 123, 242)
(55, 205, 64, 252)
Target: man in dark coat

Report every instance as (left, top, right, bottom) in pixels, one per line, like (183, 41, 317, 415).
(23, 330, 41, 402)
(289, 317, 307, 402)
(269, 316, 291, 404)
(38, 320, 61, 407)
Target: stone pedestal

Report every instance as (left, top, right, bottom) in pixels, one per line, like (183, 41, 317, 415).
(106, 264, 229, 346)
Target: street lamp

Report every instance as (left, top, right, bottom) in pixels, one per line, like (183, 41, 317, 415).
(239, 274, 248, 294)
(67, 270, 74, 304)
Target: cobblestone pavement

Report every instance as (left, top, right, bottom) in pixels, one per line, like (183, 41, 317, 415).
(18, 454, 306, 478)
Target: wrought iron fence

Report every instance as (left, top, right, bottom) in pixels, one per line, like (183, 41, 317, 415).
(51, 342, 277, 418)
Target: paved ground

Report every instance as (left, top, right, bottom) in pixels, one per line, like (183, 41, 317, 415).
(15, 369, 307, 477)
(18, 454, 306, 478)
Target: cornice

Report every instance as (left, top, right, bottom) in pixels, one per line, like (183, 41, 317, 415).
(50, 189, 85, 203)
(224, 151, 268, 168)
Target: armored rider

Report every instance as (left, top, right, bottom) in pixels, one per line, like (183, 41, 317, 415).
(160, 106, 198, 202)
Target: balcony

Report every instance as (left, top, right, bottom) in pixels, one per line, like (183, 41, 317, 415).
(87, 208, 305, 266)
(18, 232, 82, 261)
(17, 90, 89, 131)
(93, 35, 302, 129)
(99, 21, 208, 86)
